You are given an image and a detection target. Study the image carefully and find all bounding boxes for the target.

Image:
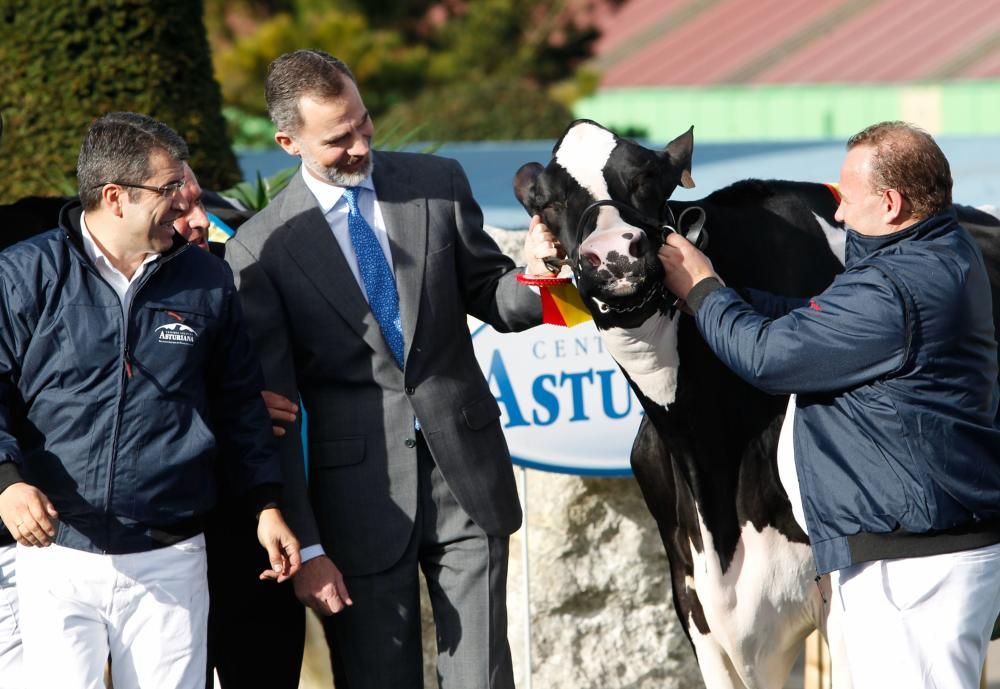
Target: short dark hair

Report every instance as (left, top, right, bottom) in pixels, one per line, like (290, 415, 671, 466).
(265, 49, 357, 134)
(847, 121, 952, 218)
(77, 112, 189, 211)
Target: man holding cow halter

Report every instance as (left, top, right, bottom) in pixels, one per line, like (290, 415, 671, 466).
(659, 120, 1000, 688)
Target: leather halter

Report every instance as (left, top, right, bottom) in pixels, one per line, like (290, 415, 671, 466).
(537, 198, 708, 316)
(544, 198, 709, 276)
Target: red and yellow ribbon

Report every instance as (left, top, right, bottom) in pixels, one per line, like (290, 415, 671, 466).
(517, 274, 593, 327)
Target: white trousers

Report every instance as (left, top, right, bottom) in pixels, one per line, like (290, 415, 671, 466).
(831, 541, 1000, 689)
(0, 544, 20, 689)
(16, 534, 209, 689)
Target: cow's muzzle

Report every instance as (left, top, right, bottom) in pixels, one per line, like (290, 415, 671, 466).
(560, 199, 708, 273)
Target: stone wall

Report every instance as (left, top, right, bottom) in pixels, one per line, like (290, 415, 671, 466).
(507, 472, 703, 689)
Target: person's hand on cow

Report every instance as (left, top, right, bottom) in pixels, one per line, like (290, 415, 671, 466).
(262, 390, 298, 438)
(658, 232, 720, 302)
(0, 481, 58, 547)
(523, 215, 565, 276)
(293, 554, 353, 615)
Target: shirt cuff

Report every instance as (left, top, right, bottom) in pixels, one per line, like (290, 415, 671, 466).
(299, 543, 326, 563)
(685, 277, 725, 313)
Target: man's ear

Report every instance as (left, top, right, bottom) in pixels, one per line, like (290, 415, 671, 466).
(275, 131, 299, 156)
(883, 188, 908, 224)
(101, 184, 126, 217)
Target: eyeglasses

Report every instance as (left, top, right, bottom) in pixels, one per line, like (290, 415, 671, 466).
(93, 179, 186, 198)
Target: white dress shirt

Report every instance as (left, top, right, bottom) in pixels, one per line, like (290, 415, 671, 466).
(80, 213, 160, 311)
(300, 166, 392, 303)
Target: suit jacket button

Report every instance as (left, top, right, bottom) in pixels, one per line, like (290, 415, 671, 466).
(405, 386, 415, 395)
(405, 438, 416, 448)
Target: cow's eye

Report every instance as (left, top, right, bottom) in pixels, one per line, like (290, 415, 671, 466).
(628, 172, 654, 195)
(540, 203, 564, 222)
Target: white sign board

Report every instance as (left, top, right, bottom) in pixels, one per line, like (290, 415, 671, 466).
(470, 318, 641, 475)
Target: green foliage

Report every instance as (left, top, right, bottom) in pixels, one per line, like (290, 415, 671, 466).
(379, 75, 574, 142)
(0, 0, 240, 203)
(213, 8, 430, 122)
(222, 166, 298, 212)
(206, 0, 608, 143)
(378, 0, 603, 140)
(425, 0, 603, 86)
(348, 0, 438, 31)
(223, 106, 278, 150)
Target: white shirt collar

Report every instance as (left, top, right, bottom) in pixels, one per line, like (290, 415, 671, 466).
(80, 211, 160, 305)
(300, 165, 375, 215)
(79, 213, 159, 268)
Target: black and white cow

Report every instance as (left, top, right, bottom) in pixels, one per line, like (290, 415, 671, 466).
(514, 120, 860, 689)
(515, 120, 1000, 688)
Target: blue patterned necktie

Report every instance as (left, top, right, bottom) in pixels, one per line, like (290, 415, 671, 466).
(343, 186, 405, 368)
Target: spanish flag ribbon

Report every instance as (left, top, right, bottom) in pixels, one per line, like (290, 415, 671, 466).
(517, 274, 593, 327)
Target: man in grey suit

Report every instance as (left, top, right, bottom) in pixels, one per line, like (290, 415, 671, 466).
(225, 50, 559, 689)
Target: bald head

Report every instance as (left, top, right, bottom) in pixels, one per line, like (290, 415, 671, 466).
(846, 121, 952, 219)
(173, 164, 210, 250)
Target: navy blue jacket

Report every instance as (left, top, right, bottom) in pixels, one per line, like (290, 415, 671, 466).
(0, 202, 281, 554)
(688, 210, 1000, 574)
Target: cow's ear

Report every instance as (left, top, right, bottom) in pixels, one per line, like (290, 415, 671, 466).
(663, 126, 696, 189)
(513, 162, 544, 214)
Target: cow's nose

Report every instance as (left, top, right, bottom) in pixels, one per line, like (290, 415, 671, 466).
(580, 228, 647, 269)
(582, 250, 602, 268)
(623, 232, 645, 258)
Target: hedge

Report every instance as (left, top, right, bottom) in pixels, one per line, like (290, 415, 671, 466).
(0, 1, 240, 203)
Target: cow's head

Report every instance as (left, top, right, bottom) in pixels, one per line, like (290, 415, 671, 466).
(514, 120, 695, 328)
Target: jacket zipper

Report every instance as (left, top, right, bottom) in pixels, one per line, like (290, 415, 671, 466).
(96, 245, 191, 549)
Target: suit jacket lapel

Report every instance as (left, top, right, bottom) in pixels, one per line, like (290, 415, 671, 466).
(373, 153, 426, 363)
(277, 173, 393, 361)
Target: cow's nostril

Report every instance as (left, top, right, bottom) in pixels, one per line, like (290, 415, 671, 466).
(628, 232, 646, 258)
(583, 251, 601, 268)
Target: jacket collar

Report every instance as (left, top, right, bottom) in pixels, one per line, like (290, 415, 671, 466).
(58, 199, 190, 263)
(845, 208, 958, 267)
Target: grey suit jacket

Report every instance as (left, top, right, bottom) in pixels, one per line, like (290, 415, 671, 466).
(225, 151, 541, 575)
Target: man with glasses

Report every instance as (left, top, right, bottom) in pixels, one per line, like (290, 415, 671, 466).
(0, 111, 301, 689)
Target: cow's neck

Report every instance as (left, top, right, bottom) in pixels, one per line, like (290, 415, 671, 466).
(599, 309, 681, 407)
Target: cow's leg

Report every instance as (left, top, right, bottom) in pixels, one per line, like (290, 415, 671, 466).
(688, 622, 749, 689)
(630, 419, 745, 687)
(740, 634, 805, 689)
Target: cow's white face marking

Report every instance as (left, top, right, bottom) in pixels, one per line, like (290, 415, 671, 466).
(687, 507, 819, 688)
(813, 212, 846, 266)
(601, 310, 680, 407)
(554, 122, 637, 239)
(554, 122, 615, 201)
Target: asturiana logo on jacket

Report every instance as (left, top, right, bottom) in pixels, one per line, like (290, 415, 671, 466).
(155, 322, 198, 346)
